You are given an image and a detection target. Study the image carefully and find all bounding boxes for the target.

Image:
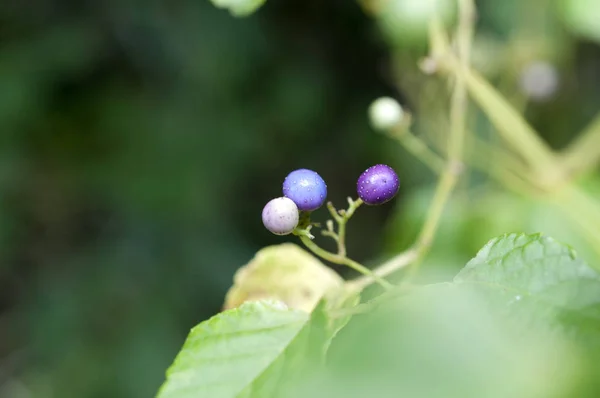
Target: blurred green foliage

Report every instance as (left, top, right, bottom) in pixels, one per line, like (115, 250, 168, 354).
(157, 234, 600, 398)
(0, 0, 599, 397)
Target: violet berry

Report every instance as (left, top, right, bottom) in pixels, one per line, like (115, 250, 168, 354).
(282, 169, 327, 211)
(357, 164, 400, 205)
(262, 197, 299, 235)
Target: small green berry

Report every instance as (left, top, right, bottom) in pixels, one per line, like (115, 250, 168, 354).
(368, 97, 404, 131)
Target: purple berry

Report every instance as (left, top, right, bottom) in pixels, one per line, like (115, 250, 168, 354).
(262, 197, 299, 235)
(356, 164, 400, 205)
(282, 169, 327, 211)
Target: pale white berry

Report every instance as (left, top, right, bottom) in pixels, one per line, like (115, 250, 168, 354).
(519, 61, 559, 101)
(368, 97, 404, 131)
(262, 197, 299, 235)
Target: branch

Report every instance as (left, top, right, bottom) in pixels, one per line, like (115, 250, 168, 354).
(351, 2, 477, 289)
(405, 0, 475, 279)
(390, 127, 446, 174)
(298, 234, 394, 291)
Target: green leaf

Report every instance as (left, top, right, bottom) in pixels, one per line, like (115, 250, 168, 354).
(157, 242, 360, 398)
(454, 233, 600, 395)
(294, 283, 582, 398)
(156, 300, 311, 398)
(210, 0, 266, 17)
(288, 233, 600, 398)
(455, 233, 600, 320)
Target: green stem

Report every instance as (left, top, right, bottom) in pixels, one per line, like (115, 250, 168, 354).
(429, 2, 558, 181)
(348, 248, 419, 291)
(394, 129, 446, 174)
(403, 1, 475, 282)
(468, 146, 539, 196)
(325, 199, 363, 257)
(416, 168, 459, 249)
(348, 3, 477, 291)
(298, 234, 394, 291)
(337, 198, 363, 256)
(326, 201, 343, 223)
(461, 67, 556, 172)
(416, 123, 536, 194)
(560, 112, 600, 178)
(547, 185, 600, 262)
(448, 0, 473, 161)
(468, 134, 532, 180)
(330, 283, 417, 318)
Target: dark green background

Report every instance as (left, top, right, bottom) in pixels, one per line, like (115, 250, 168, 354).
(0, 0, 598, 397)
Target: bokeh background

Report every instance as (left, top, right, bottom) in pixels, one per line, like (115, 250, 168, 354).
(0, 0, 599, 397)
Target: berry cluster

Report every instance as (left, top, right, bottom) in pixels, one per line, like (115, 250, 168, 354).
(262, 165, 400, 235)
